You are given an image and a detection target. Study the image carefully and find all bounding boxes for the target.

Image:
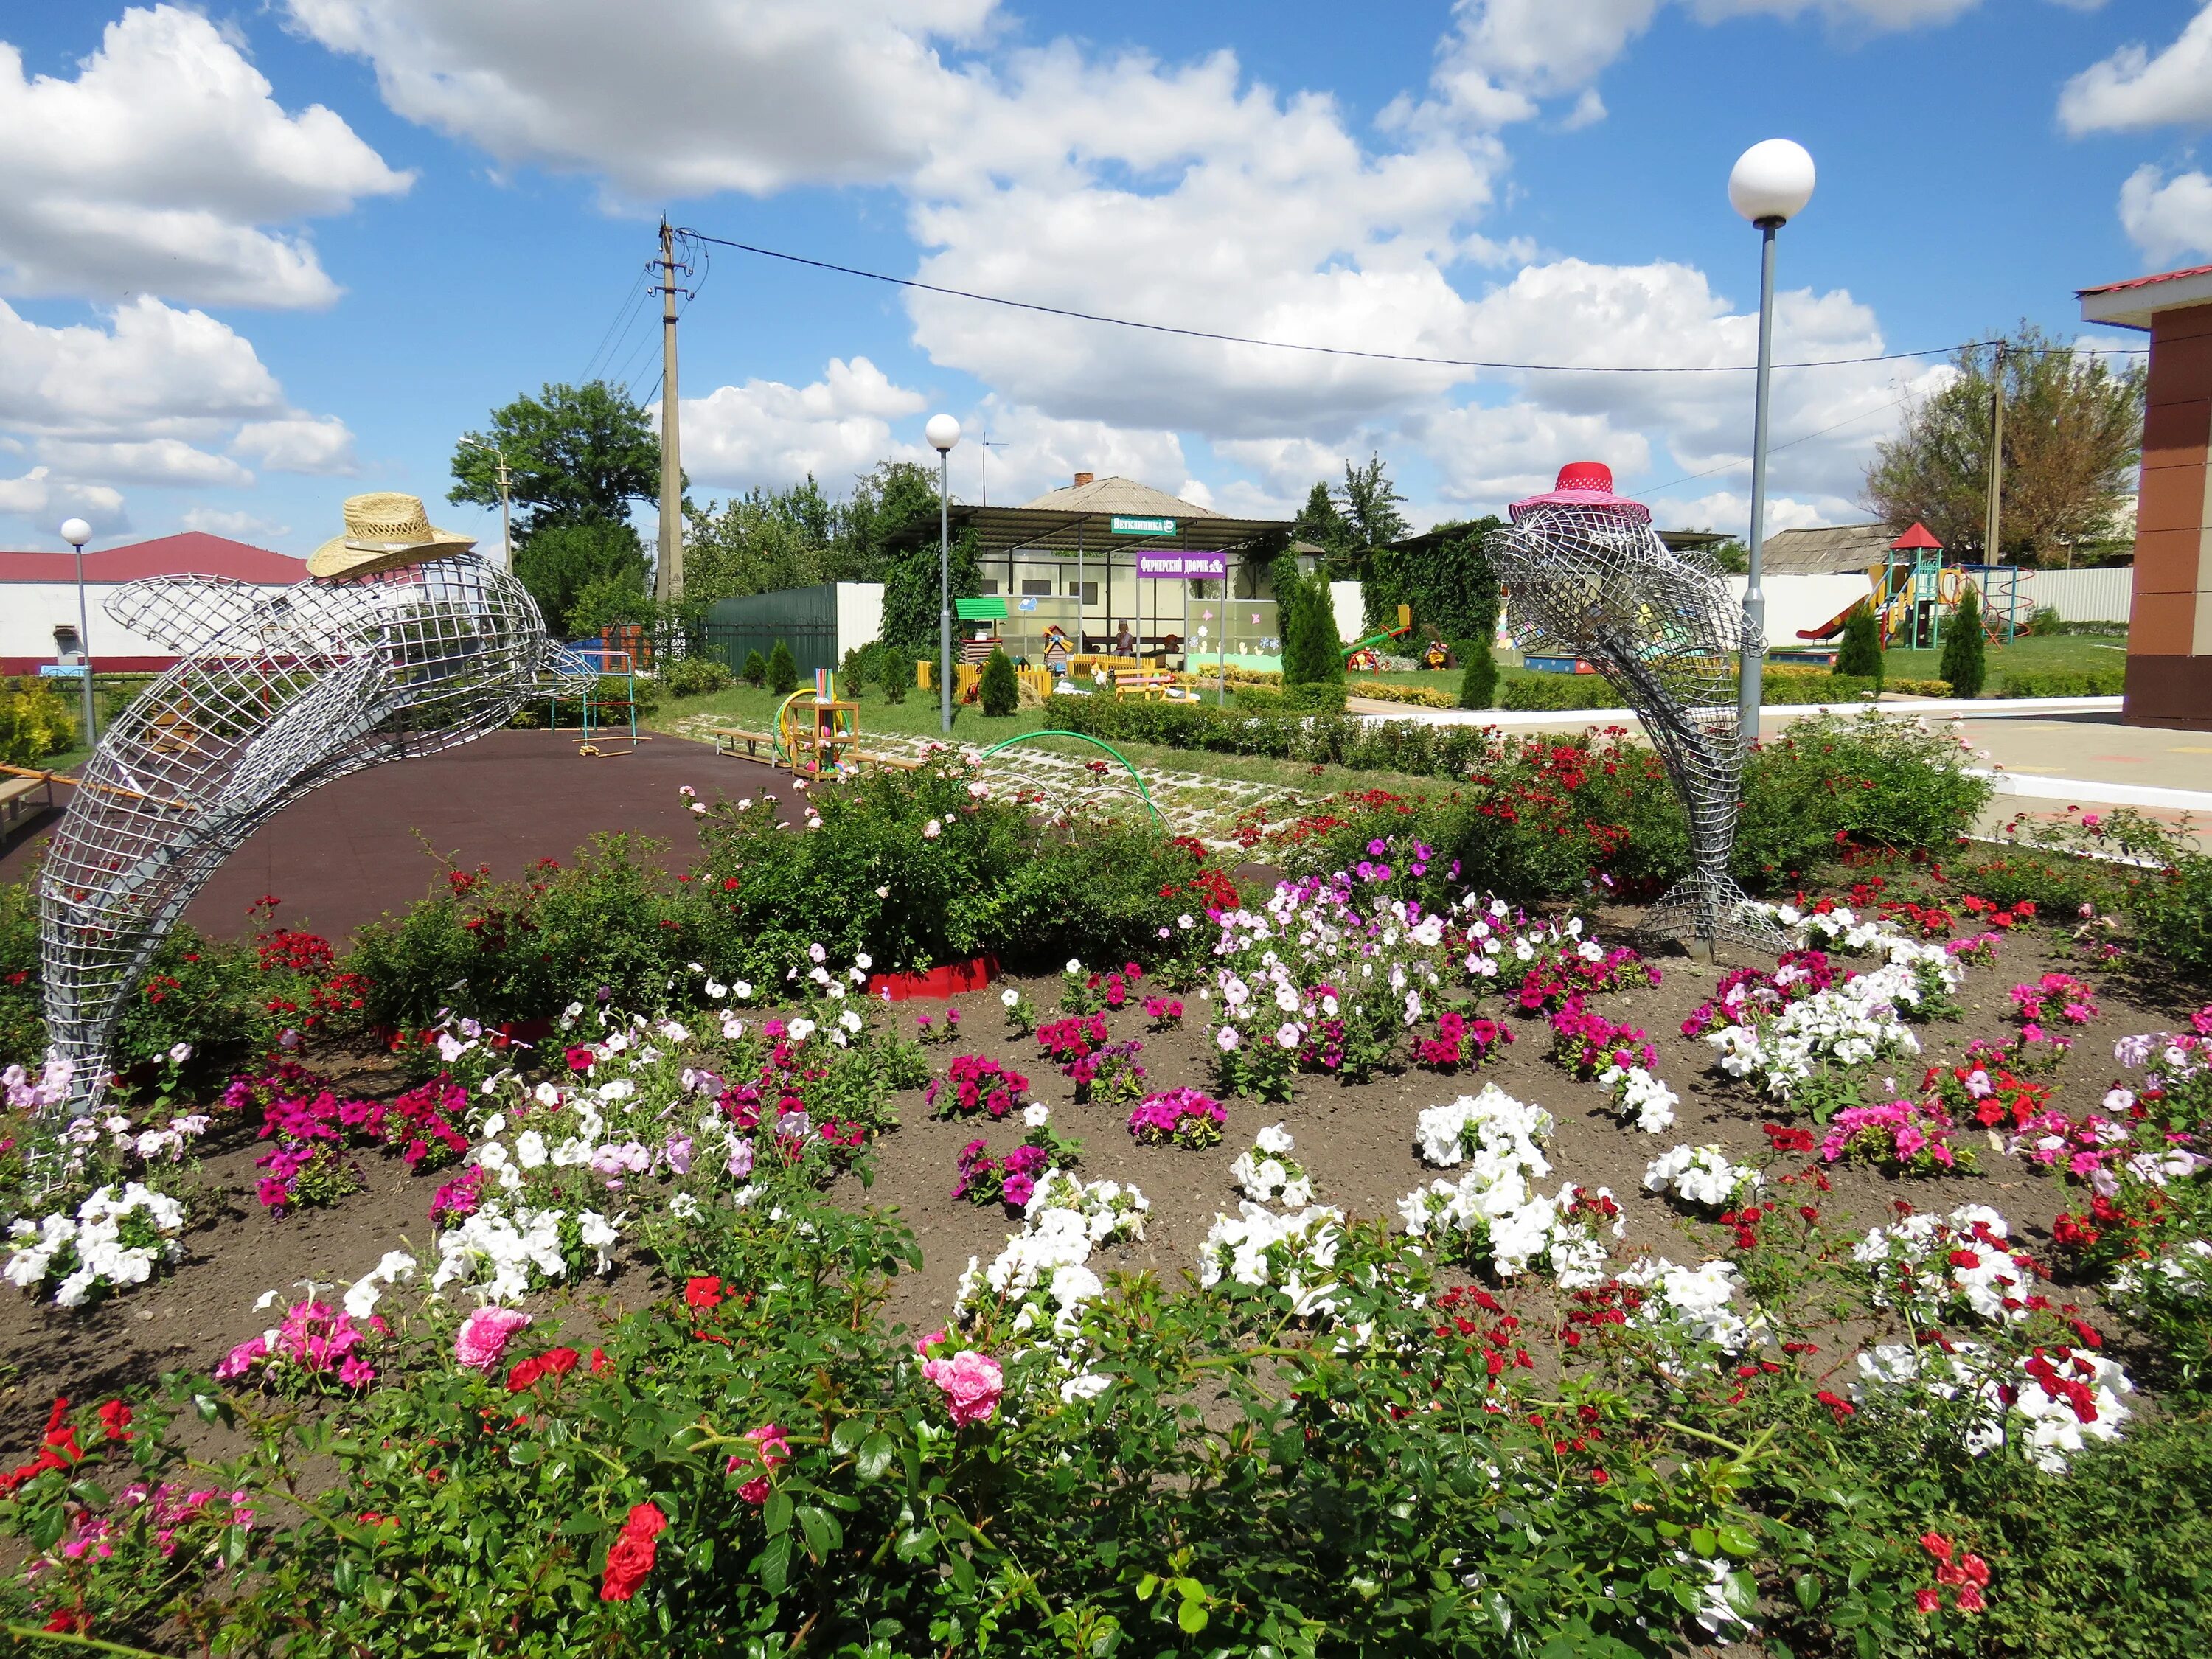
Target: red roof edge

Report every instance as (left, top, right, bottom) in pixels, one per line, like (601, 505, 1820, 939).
(1889, 521, 1943, 552)
(2079, 263, 2212, 298)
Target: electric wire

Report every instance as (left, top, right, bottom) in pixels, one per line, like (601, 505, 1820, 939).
(581, 262, 655, 385)
(677, 226, 2028, 375)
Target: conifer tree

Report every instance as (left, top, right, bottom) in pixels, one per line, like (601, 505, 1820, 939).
(1458, 635, 1498, 710)
(767, 639, 798, 695)
(1940, 587, 1986, 699)
(979, 646, 1019, 716)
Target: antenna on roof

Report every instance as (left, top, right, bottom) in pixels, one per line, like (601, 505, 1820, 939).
(979, 422, 1006, 507)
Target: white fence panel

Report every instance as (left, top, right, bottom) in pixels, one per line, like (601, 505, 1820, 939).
(2019, 567, 2131, 624)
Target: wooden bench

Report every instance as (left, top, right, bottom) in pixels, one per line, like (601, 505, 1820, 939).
(709, 726, 777, 759)
(0, 771, 57, 843)
(1113, 671, 1175, 700)
(856, 751, 925, 772)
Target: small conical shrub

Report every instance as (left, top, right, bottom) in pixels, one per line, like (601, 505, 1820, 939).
(1941, 585, 1986, 700)
(766, 639, 798, 695)
(741, 648, 768, 688)
(979, 646, 1019, 716)
(878, 648, 908, 704)
(1458, 635, 1497, 710)
(1836, 603, 1884, 684)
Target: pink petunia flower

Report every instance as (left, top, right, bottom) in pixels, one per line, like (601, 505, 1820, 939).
(454, 1306, 532, 1372)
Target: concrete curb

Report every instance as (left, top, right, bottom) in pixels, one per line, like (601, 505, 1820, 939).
(1356, 695, 2125, 731)
(1969, 770, 2212, 813)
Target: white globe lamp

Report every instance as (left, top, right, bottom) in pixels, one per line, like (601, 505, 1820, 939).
(60, 518, 91, 548)
(925, 413, 961, 453)
(1728, 138, 1815, 743)
(1728, 139, 1816, 227)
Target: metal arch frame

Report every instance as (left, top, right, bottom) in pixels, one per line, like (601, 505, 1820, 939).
(972, 731, 1162, 826)
(37, 555, 591, 1111)
(1484, 501, 1785, 959)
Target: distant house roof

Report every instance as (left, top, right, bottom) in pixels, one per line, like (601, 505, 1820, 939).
(1759, 524, 1896, 575)
(1017, 475, 1225, 519)
(0, 532, 305, 585)
(2079, 264, 2212, 330)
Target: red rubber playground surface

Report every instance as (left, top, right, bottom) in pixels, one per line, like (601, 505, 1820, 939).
(0, 730, 801, 945)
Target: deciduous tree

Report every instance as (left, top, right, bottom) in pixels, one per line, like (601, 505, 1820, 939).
(1862, 324, 2144, 565)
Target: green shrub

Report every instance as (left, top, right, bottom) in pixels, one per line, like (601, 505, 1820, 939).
(838, 643, 872, 700)
(1276, 560, 1343, 688)
(658, 655, 732, 698)
(2025, 602, 2065, 636)
(0, 675, 77, 765)
(1836, 602, 1884, 682)
(978, 645, 1018, 716)
(877, 647, 909, 704)
(2000, 668, 2126, 698)
(1941, 585, 1987, 698)
(1733, 712, 1992, 886)
(740, 648, 768, 687)
(766, 639, 798, 695)
(1457, 633, 1498, 709)
(1233, 682, 1346, 714)
(1763, 672, 1879, 706)
(1500, 672, 1618, 711)
(346, 764, 1217, 1027)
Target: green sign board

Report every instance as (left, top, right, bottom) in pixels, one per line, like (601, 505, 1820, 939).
(1110, 515, 1178, 536)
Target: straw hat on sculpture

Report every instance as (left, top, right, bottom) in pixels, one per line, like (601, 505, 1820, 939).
(307, 492, 478, 580)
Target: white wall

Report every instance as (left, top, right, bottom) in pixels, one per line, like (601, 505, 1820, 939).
(2, 582, 188, 666)
(835, 581, 885, 650)
(1328, 580, 1363, 645)
(1724, 573, 1874, 649)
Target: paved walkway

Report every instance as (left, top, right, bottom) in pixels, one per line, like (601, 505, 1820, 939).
(0, 730, 799, 943)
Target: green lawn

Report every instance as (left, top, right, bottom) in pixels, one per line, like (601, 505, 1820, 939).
(650, 684, 1475, 806)
(1880, 631, 2126, 684)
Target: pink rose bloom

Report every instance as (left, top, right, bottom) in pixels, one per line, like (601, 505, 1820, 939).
(727, 1422, 791, 1505)
(454, 1306, 533, 1372)
(914, 1328, 949, 1357)
(922, 1349, 1004, 1427)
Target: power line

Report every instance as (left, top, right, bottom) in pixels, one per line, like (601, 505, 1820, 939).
(677, 226, 2021, 375)
(1642, 394, 1914, 497)
(582, 261, 656, 384)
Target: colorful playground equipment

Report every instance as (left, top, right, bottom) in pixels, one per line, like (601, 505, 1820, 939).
(1795, 522, 2031, 652)
(1343, 604, 1413, 670)
(549, 644, 645, 757)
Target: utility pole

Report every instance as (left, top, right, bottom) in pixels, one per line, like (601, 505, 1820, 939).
(462, 437, 512, 571)
(1984, 341, 2006, 567)
(656, 220, 684, 605)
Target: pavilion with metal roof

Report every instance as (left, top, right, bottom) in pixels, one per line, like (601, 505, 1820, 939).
(887, 473, 1295, 664)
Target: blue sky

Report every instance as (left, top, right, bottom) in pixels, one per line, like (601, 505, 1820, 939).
(2, 1, 2208, 559)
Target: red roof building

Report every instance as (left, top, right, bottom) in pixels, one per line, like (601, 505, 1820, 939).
(1, 531, 307, 675)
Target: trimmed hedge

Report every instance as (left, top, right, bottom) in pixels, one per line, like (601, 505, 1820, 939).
(1495, 671, 1881, 713)
(2000, 668, 2126, 698)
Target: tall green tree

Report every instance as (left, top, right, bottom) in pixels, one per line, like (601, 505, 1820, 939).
(451, 380, 661, 631)
(1862, 322, 2145, 565)
(1336, 453, 1409, 554)
(830, 461, 942, 582)
(1273, 554, 1343, 688)
(513, 520, 652, 638)
(1836, 604, 1884, 684)
(683, 479, 835, 605)
(451, 380, 661, 532)
(1291, 480, 1354, 564)
(1941, 586, 1987, 698)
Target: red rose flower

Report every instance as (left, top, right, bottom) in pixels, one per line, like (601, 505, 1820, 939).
(600, 1502, 667, 1601)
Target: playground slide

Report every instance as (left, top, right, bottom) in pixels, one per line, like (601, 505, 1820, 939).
(1794, 604, 1857, 643)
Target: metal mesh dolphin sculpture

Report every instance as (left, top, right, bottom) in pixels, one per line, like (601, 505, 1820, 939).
(1484, 463, 1784, 958)
(38, 494, 595, 1109)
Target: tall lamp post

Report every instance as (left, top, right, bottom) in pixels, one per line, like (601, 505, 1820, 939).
(926, 414, 961, 734)
(59, 517, 95, 751)
(1728, 138, 1816, 745)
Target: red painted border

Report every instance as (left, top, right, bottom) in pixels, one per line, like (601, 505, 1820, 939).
(866, 954, 1001, 1002)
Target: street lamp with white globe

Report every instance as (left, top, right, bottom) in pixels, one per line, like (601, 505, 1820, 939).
(59, 517, 97, 750)
(1728, 137, 1815, 742)
(926, 414, 961, 734)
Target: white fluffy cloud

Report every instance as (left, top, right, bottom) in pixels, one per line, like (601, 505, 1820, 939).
(180, 505, 293, 540)
(2061, 4, 2212, 133)
(0, 296, 358, 535)
(954, 404, 1190, 507)
(683, 357, 927, 490)
(0, 467, 128, 535)
(2118, 164, 2212, 265)
(0, 5, 410, 307)
(231, 416, 358, 474)
(282, 0, 993, 198)
(1422, 0, 1997, 132)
